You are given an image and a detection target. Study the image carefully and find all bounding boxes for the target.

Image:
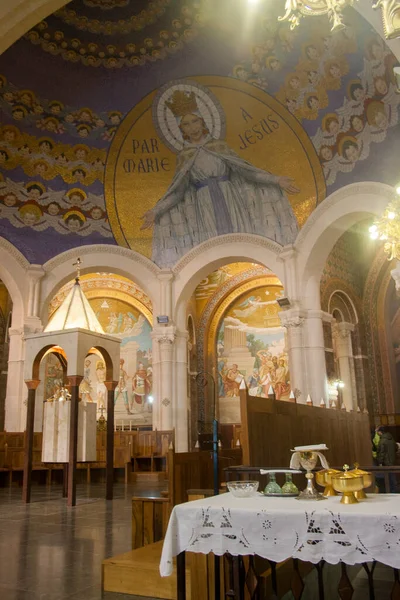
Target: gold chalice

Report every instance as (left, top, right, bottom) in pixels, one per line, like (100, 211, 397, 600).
(350, 463, 372, 500)
(332, 465, 364, 504)
(316, 469, 340, 497)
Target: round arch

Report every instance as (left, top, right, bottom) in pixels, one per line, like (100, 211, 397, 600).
(172, 234, 284, 329)
(0, 237, 29, 328)
(40, 245, 160, 326)
(328, 290, 358, 325)
(0, 0, 69, 56)
(295, 182, 394, 309)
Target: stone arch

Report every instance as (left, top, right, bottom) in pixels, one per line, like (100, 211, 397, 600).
(40, 245, 160, 326)
(328, 290, 358, 325)
(295, 182, 394, 309)
(173, 234, 284, 329)
(0, 237, 29, 329)
(0, 0, 69, 56)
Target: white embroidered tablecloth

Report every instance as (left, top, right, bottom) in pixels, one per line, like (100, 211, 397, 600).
(160, 492, 400, 576)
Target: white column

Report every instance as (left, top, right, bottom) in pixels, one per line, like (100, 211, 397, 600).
(174, 329, 189, 452)
(4, 328, 27, 431)
(26, 266, 45, 331)
(304, 310, 330, 405)
(157, 270, 174, 319)
(153, 328, 176, 431)
(280, 310, 306, 401)
(151, 331, 161, 431)
(332, 322, 356, 411)
(277, 245, 298, 301)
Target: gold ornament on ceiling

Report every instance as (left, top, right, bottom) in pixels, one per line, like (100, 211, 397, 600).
(369, 188, 400, 261)
(278, 0, 358, 33)
(55, 0, 168, 35)
(372, 1, 400, 40)
(24, 0, 207, 68)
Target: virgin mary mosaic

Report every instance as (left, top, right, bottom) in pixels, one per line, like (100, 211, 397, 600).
(141, 80, 300, 267)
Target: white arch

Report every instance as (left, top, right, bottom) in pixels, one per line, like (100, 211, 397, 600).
(41, 245, 160, 325)
(172, 233, 285, 328)
(295, 182, 394, 309)
(0, 237, 29, 328)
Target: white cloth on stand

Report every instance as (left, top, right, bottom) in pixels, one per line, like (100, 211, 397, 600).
(160, 493, 400, 577)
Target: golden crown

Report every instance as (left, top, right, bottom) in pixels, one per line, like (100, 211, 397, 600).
(165, 90, 198, 117)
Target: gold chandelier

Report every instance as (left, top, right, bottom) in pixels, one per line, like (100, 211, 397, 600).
(369, 188, 400, 261)
(278, 0, 358, 32)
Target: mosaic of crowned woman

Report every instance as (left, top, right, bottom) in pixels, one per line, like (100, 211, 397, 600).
(141, 85, 299, 268)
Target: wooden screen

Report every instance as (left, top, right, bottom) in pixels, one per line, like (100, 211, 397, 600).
(240, 390, 372, 468)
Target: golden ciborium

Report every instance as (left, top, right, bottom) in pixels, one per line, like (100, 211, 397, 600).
(350, 463, 373, 500)
(332, 465, 364, 504)
(316, 469, 341, 497)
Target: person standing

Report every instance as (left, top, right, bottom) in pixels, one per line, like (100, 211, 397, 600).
(376, 426, 397, 493)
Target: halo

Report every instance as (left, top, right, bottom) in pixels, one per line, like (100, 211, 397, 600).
(152, 79, 226, 153)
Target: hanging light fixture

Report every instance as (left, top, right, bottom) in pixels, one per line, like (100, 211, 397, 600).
(278, 0, 357, 32)
(369, 188, 400, 261)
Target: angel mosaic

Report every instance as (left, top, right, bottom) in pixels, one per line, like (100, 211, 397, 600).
(0, 178, 112, 237)
(0, 125, 105, 184)
(312, 34, 400, 186)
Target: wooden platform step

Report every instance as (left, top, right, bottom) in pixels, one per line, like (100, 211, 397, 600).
(102, 540, 191, 599)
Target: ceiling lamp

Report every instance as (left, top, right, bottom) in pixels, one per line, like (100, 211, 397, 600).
(369, 189, 400, 261)
(278, 0, 357, 32)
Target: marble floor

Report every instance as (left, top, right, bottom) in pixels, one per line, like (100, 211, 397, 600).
(1, 482, 397, 600)
(0, 482, 167, 600)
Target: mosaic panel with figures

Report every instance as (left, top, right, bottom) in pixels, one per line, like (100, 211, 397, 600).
(216, 284, 288, 423)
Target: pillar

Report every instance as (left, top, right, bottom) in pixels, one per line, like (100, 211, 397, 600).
(105, 381, 117, 500)
(151, 332, 161, 431)
(303, 310, 331, 405)
(5, 328, 26, 431)
(25, 266, 45, 330)
(175, 330, 189, 452)
(157, 330, 175, 431)
(280, 310, 306, 401)
(332, 322, 356, 411)
(22, 379, 40, 503)
(67, 375, 83, 507)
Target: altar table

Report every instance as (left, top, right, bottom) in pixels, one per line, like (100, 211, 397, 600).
(160, 492, 400, 597)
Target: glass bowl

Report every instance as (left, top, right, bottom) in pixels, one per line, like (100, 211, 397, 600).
(227, 480, 259, 498)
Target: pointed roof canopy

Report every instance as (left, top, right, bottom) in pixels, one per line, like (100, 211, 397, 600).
(44, 258, 104, 334)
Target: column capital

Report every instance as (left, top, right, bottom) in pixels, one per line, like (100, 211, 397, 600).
(277, 244, 297, 262)
(157, 269, 174, 282)
(332, 321, 355, 339)
(152, 325, 176, 344)
(67, 375, 84, 386)
(26, 265, 45, 281)
(25, 379, 40, 390)
(104, 380, 118, 391)
(306, 309, 334, 323)
(279, 309, 307, 329)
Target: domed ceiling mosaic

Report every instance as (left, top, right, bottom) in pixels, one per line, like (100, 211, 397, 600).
(0, 0, 398, 264)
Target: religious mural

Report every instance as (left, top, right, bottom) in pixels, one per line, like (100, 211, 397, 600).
(106, 76, 324, 266)
(41, 274, 153, 428)
(0, 0, 398, 266)
(216, 285, 288, 423)
(89, 297, 153, 426)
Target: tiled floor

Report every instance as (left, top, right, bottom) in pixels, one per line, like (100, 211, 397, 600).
(1, 483, 397, 599)
(0, 482, 167, 600)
